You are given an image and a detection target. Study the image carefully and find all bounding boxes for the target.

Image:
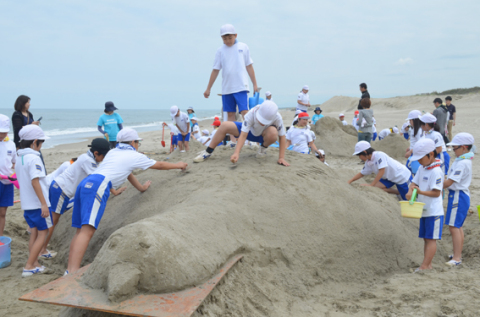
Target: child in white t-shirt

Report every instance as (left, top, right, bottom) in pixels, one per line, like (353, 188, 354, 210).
(15, 125, 53, 277)
(0, 114, 16, 237)
(203, 24, 258, 122)
(197, 130, 211, 146)
(406, 138, 444, 272)
(339, 113, 347, 126)
(190, 117, 201, 140)
(286, 113, 320, 155)
(348, 141, 412, 200)
(443, 133, 474, 266)
(66, 128, 188, 275)
(170, 106, 190, 152)
(419, 113, 450, 176)
(352, 111, 359, 131)
(162, 122, 179, 153)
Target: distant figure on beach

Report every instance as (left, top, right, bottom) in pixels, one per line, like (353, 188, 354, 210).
(190, 117, 201, 140)
(312, 107, 324, 125)
(265, 91, 272, 100)
(352, 110, 359, 131)
(97, 101, 123, 149)
(162, 122, 179, 153)
(357, 83, 370, 110)
(0, 115, 16, 238)
(296, 85, 310, 113)
(357, 98, 374, 143)
(203, 24, 258, 126)
(193, 101, 289, 166)
(432, 98, 449, 143)
(419, 113, 450, 176)
(339, 113, 347, 126)
(378, 127, 398, 140)
(170, 106, 190, 152)
(187, 107, 195, 129)
(405, 110, 424, 175)
(372, 117, 377, 141)
(286, 113, 320, 155)
(445, 96, 456, 146)
(197, 129, 211, 146)
(12, 95, 40, 149)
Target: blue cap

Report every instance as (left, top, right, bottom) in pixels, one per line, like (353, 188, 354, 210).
(105, 101, 118, 112)
(314, 107, 322, 112)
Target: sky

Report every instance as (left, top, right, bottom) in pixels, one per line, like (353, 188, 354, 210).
(1, 0, 479, 110)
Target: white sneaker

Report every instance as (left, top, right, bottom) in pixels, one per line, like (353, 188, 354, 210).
(256, 146, 267, 158)
(22, 267, 40, 277)
(64, 270, 69, 276)
(193, 150, 212, 163)
(180, 150, 186, 153)
(229, 142, 237, 148)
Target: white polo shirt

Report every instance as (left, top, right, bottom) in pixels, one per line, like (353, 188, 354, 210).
(197, 136, 210, 146)
(286, 126, 313, 154)
(54, 153, 98, 197)
(213, 41, 253, 95)
(447, 159, 472, 196)
(192, 124, 201, 139)
(361, 151, 411, 184)
(341, 120, 347, 126)
(412, 161, 444, 217)
(166, 123, 179, 135)
(408, 128, 424, 150)
(16, 148, 50, 210)
(173, 112, 190, 133)
(0, 139, 16, 185)
(296, 92, 310, 112)
(424, 129, 446, 152)
(93, 146, 156, 189)
(45, 161, 70, 187)
(241, 105, 286, 137)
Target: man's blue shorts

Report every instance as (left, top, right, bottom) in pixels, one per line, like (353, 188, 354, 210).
(177, 133, 190, 142)
(72, 174, 112, 229)
(419, 216, 443, 240)
(222, 91, 248, 113)
(24, 208, 53, 231)
(0, 183, 14, 207)
(49, 181, 70, 215)
(445, 190, 470, 228)
(379, 177, 411, 201)
(234, 122, 264, 143)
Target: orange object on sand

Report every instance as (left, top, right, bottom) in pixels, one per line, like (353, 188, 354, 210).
(19, 255, 243, 317)
(0, 241, 4, 246)
(161, 126, 166, 148)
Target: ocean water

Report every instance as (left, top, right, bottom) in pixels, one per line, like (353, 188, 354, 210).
(0, 108, 221, 149)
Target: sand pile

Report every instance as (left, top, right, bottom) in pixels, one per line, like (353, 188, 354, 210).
(313, 116, 357, 157)
(52, 138, 434, 317)
(374, 133, 410, 160)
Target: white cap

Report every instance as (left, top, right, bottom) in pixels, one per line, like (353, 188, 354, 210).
(116, 127, 142, 142)
(190, 117, 198, 121)
(392, 127, 399, 133)
(170, 105, 179, 117)
(202, 129, 209, 135)
(339, 113, 344, 117)
(19, 125, 49, 141)
(447, 132, 474, 146)
(353, 141, 371, 155)
(315, 149, 325, 157)
(407, 110, 422, 120)
(220, 24, 236, 36)
(0, 114, 10, 132)
(401, 122, 409, 132)
(419, 113, 436, 124)
(411, 138, 436, 161)
(302, 85, 309, 91)
(256, 100, 278, 125)
(265, 91, 271, 97)
(295, 109, 302, 115)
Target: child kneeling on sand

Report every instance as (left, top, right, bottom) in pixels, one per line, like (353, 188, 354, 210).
(406, 138, 444, 272)
(443, 133, 474, 267)
(348, 141, 412, 200)
(193, 101, 289, 166)
(16, 125, 53, 277)
(66, 128, 187, 275)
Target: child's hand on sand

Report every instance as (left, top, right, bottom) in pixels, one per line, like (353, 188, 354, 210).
(230, 153, 239, 164)
(41, 204, 49, 218)
(177, 162, 188, 170)
(112, 187, 127, 196)
(141, 181, 152, 192)
(277, 158, 289, 167)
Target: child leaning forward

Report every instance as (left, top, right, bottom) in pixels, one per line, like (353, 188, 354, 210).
(406, 138, 444, 272)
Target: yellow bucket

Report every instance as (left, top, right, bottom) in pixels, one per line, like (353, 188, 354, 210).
(400, 201, 425, 219)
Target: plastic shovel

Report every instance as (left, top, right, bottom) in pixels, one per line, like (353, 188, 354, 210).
(161, 126, 166, 147)
(409, 188, 418, 205)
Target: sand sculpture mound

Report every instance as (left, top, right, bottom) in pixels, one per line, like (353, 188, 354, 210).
(54, 136, 426, 316)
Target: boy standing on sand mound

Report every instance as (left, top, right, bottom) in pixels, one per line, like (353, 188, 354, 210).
(194, 101, 289, 166)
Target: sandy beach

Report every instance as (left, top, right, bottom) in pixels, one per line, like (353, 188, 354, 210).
(1, 93, 480, 317)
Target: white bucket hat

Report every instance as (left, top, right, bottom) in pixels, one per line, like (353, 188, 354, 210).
(407, 110, 422, 120)
(256, 100, 278, 125)
(0, 114, 10, 133)
(220, 24, 236, 36)
(353, 141, 371, 155)
(116, 127, 143, 142)
(392, 127, 399, 133)
(411, 138, 436, 161)
(447, 133, 474, 146)
(419, 113, 437, 124)
(19, 125, 49, 141)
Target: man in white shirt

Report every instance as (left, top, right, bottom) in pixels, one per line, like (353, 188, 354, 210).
(203, 24, 258, 122)
(296, 85, 310, 112)
(66, 128, 188, 275)
(170, 106, 190, 152)
(194, 101, 289, 166)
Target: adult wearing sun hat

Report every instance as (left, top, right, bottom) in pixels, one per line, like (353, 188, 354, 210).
(296, 85, 310, 113)
(194, 100, 289, 166)
(312, 107, 324, 125)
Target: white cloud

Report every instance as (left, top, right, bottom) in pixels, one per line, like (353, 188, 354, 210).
(395, 58, 414, 65)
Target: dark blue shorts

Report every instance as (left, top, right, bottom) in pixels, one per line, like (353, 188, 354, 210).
(403, 133, 409, 140)
(177, 133, 190, 142)
(171, 135, 178, 145)
(445, 190, 470, 228)
(222, 91, 248, 113)
(234, 121, 264, 143)
(419, 216, 443, 240)
(24, 208, 53, 231)
(0, 183, 14, 207)
(72, 174, 112, 229)
(49, 181, 70, 215)
(379, 177, 411, 200)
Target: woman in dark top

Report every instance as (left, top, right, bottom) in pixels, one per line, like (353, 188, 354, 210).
(12, 95, 40, 149)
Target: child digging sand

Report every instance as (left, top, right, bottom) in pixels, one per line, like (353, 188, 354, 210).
(406, 138, 444, 272)
(66, 128, 187, 275)
(15, 125, 53, 277)
(443, 133, 474, 267)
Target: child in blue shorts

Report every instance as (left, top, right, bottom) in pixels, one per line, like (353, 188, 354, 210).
(406, 138, 444, 272)
(15, 125, 53, 277)
(348, 141, 412, 200)
(443, 133, 474, 266)
(66, 128, 188, 275)
(0, 114, 16, 237)
(193, 101, 289, 166)
(203, 24, 258, 126)
(170, 106, 190, 152)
